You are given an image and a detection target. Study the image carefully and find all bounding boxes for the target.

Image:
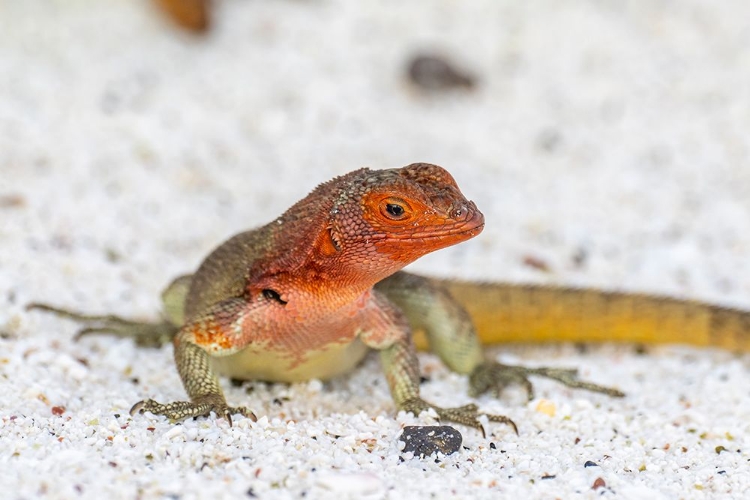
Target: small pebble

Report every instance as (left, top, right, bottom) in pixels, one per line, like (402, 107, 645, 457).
(399, 425, 463, 458)
(153, 0, 211, 33)
(523, 254, 551, 272)
(535, 399, 556, 417)
(407, 54, 476, 91)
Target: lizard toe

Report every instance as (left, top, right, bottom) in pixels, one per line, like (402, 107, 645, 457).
(129, 398, 256, 425)
(469, 362, 535, 400)
(470, 361, 625, 400)
(400, 398, 517, 436)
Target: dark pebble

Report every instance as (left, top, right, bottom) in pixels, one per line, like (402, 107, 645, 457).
(400, 425, 463, 458)
(407, 55, 476, 91)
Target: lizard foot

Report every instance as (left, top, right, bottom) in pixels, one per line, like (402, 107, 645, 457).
(401, 397, 518, 436)
(469, 361, 625, 401)
(130, 396, 257, 426)
(27, 303, 177, 347)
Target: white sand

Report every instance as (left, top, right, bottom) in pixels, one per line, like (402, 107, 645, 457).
(2, 1, 750, 498)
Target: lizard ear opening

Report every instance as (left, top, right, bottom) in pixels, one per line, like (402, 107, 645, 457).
(315, 226, 342, 257)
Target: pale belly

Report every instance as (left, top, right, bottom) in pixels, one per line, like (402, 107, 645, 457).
(209, 338, 370, 383)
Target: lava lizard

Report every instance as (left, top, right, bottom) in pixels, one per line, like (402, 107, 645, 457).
(30, 163, 749, 431)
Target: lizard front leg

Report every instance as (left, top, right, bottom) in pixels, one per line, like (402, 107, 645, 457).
(377, 272, 624, 400)
(363, 291, 517, 434)
(378, 334, 518, 434)
(132, 298, 256, 425)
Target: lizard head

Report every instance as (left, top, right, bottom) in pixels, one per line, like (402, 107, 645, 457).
(249, 163, 483, 303)
(319, 163, 484, 276)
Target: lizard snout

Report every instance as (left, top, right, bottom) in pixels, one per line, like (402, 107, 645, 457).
(450, 200, 482, 223)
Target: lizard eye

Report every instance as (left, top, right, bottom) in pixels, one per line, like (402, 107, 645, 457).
(386, 204, 404, 217)
(379, 197, 411, 221)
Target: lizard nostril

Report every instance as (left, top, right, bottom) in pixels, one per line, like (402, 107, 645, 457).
(451, 204, 469, 220)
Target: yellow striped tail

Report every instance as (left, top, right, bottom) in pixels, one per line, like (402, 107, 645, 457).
(437, 280, 750, 351)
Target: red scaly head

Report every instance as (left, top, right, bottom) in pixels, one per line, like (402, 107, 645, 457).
(249, 163, 483, 300)
(320, 162, 484, 283)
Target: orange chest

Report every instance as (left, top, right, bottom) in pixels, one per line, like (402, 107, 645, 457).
(239, 290, 375, 358)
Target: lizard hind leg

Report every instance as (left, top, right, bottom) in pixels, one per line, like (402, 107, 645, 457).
(26, 303, 178, 347)
(469, 361, 625, 400)
(26, 275, 193, 347)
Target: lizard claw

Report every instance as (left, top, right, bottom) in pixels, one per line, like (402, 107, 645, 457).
(469, 361, 625, 400)
(400, 397, 518, 436)
(130, 398, 257, 426)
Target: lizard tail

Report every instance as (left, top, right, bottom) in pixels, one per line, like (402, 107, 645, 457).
(437, 280, 750, 351)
